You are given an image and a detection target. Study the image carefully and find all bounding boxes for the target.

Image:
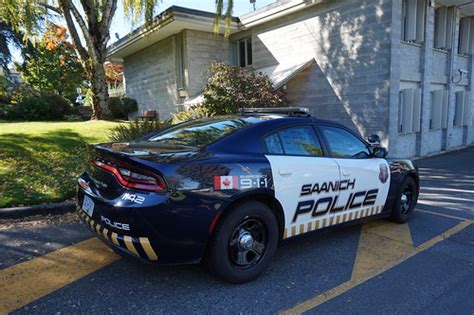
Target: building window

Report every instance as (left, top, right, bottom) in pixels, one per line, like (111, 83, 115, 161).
(458, 17, 474, 55)
(399, 88, 422, 134)
(237, 37, 252, 67)
(430, 89, 448, 130)
(434, 6, 453, 50)
(401, 0, 426, 43)
(454, 91, 470, 127)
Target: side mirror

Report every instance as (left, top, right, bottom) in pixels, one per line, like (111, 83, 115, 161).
(367, 134, 381, 145)
(372, 146, 387, 158)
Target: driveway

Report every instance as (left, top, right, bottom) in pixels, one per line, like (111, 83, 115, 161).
(1, 147, 473, 314)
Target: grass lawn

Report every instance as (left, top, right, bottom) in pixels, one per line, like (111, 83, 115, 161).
(0, 121, 120, 208)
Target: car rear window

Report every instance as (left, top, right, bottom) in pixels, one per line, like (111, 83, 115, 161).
(146, 117, 265, 148)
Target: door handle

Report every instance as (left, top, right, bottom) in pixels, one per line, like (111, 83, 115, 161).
(342, 170, 351, 177)
(279, 170, 292, 176)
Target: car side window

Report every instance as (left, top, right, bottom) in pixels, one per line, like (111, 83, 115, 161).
(264, 126, 323, 156)
(320, 125, 370, 159)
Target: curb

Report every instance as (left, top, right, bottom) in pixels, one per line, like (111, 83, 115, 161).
(0, 201, 76, 219)
(412, 144, 473, 161)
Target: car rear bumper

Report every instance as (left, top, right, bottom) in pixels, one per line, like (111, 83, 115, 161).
(77, 209, 159, 262)
(76, 172, 217, 265)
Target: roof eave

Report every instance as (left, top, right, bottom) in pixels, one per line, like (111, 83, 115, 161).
(107, 6, 240, 60)
(239, 0, 324, 28)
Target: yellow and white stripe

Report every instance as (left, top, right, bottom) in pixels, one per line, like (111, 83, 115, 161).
(78, 211, 158, 261)
(283, 205, 384, 239)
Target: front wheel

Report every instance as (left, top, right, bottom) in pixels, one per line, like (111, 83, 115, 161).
(390, 176, 418, 223)
(206, 201, 279, 284)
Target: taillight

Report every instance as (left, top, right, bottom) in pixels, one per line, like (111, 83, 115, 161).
(92, 159, 166, 192)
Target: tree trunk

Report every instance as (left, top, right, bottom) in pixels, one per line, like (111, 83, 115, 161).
(89, 63, 112, 120)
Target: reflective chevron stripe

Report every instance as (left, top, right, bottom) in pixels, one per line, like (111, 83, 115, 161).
(78, 211, 158, 261)
(283, 205, 385, 239)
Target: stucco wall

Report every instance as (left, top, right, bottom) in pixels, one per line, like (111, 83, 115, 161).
(123, 36, 178, 120)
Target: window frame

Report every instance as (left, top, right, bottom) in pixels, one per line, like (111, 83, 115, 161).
(261, 123, 329, 157)
(237, 37, 253, 68)
(316, 123, 373, 160)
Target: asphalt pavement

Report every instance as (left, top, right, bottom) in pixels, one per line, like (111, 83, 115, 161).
(0, 147, 473, 314)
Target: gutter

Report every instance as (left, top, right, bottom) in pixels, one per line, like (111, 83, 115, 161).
(239, 0, 324, 28)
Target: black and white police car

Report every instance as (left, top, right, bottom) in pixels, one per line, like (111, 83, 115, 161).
(77, 108, 419, 283)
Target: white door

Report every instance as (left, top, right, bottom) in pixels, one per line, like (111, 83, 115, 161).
(318, 125, 391, 221)
(263, 125, 341, 238)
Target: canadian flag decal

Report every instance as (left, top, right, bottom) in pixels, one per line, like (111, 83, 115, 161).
(214, 176, 240, 190)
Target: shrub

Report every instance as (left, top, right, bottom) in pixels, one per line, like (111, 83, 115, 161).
(172, 105, 212, 124)
(202, 63, 288, 115)
(108, 119, 172, 142)
(7, 94, 73, 121)
(108, 96, 139, 119)
(43, 94, 73, 119)
(15, 97, 50, 120)
(121, 97, 138, 114)
(108, 97, 123, 118)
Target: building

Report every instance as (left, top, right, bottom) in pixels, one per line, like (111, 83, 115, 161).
(107, 0, 474, 158)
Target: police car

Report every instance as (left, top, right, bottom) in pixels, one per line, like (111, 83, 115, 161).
(77, 108, 419, 283)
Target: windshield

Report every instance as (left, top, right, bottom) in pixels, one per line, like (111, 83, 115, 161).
(145, 117, 266, 148)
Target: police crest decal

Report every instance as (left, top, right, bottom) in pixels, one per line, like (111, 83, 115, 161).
(379, 164, 389, 184)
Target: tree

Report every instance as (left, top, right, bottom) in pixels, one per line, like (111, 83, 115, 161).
(203, 63, 288, 115)
(0, 0, 235, 119)
(0, 20, 24, 74)
(17, 23, 84, 99)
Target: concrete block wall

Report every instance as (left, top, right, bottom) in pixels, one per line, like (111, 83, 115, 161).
(392, 1, 474, 158)
(236, 0, 394, 142)
(123, 36, 178, 120)
(185, 30, 231, 98)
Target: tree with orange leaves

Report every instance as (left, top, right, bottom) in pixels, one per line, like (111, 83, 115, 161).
(17, 23, 84, 99)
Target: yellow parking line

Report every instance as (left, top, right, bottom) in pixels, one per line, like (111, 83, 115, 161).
(280, 220, 472, 314)
(0, 238, 120, 314)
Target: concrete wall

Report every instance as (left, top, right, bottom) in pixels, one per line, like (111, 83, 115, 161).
(185, 30, 231, 98)
(123, 36, 178, 120)
(236, 0, 393, 142)
(390, 2, 474, 157)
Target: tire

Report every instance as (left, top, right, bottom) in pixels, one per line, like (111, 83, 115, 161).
(206, 201, 279, 284)
(390, 176, 418, 223)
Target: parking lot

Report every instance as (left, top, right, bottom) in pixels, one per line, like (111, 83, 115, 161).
(1, 147, 473, 314)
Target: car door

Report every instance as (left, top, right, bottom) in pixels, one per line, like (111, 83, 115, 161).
(317, 124, 391, 220)
(263, 124, 341, 238)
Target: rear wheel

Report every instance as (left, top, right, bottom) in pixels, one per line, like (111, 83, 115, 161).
(390, 176, 418, 223)
(206, 201, 279, 284)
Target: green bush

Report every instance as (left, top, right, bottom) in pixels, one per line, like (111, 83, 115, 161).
(108, 96, 139, 119)
(202, 63, 289, 115)
(43, 94, 73, 119)
(15, 97, 50, 120)
(7, 94, 73, 121)
(121, 97, 138, 114)
(172, 105, 212, 124)
(108, 97, 123, 118)
(108, 119, 172, 142)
